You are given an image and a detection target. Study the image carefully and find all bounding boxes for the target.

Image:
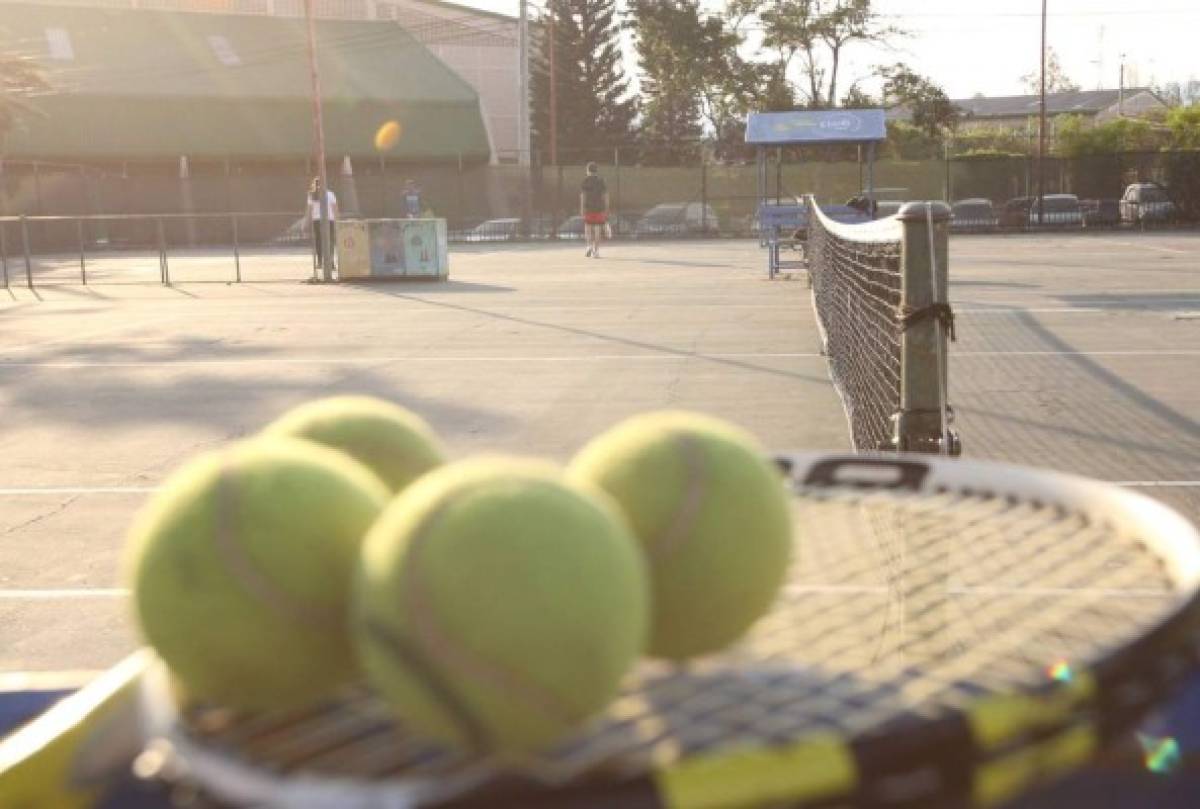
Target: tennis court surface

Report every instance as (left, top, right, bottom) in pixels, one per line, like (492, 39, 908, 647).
(1, 233, 1198, 673)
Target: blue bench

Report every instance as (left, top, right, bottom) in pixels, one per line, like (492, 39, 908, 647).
(759, 204, 808, 278)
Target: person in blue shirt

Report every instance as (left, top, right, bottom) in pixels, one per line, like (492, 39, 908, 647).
(404, 179, 422, 219)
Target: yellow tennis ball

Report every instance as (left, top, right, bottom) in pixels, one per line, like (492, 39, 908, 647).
(352, 457, 649, 754)
(264, 396, 445, 493)
(125, 438, 390, 710)
(374, 120, 402, 152)
(569, 411, 793, 661)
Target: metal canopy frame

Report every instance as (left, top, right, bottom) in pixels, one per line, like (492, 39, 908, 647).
(744, 109, 887, 277)
(745, 109, 888, 216)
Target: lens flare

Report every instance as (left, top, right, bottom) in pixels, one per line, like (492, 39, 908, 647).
(1137, 733, 1181, 774)
(1047, 660, 1073, 683)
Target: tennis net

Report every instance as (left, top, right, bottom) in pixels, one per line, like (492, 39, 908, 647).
(805, 197, 960, 455)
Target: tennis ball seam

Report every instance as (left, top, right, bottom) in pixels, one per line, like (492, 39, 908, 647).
(400, 481, 595, 734)
(363, 618, 492, 751)
(647, 434, 707, 562)
(211, 459, 340, 629)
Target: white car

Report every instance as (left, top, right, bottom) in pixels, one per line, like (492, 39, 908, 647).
(1120, 184, 1177, 225)
(465, 218, 521, 242)
(635, 203, 720, 237)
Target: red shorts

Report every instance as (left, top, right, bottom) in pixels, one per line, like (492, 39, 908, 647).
(583, 212, 607, 225)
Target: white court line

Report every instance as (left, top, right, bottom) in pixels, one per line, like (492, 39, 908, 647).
(0, 589, 129, 599)
(784, 584, 1167, 597)
(0, 486, 157, 495)
(0, 351, 824, 369)
(1105, 242, 1193, 255)
(4, 481, 1197, 497)
(958, 307, 1105, 314)
(956, 350, 1200, 358)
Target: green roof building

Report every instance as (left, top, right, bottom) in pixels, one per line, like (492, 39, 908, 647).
(0, 1, 492, 162)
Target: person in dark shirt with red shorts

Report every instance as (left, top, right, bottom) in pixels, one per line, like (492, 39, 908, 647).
(580, 162, 609, 259)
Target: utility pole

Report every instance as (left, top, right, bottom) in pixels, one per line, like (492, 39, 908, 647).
(517, 0, 532, 235)
(548, 10, 558, 168)
(518, 0, 530, 167)
(305, 0, 332, 281)
(1119, 55, 1126, 116)
(1037, 0, 1047, 226)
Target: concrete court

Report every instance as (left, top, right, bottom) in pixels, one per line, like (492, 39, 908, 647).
(1, 232, 1199, 673)
(0, 240, 848, 672)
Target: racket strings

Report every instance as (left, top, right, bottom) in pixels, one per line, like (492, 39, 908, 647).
(173, 486, 1180, 793)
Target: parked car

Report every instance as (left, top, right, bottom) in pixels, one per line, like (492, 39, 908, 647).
(999, 196, 1034, 228)
(464, 218, 521, 242)
(1081, 199, 1121, 228)
(951, 199, 999, 232)
(556, 213, 638, 239)
(1029, 194, 1083, 227)
(1120, 183, 1177, 225)
(634, 203, 720, 237)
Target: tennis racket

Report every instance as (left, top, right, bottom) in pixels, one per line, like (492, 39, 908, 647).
(3, 452, 1199, 809)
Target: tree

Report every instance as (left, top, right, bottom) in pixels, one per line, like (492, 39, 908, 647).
(757, 0, 901, 108)
(1166, 105, 1200, 149)
(628, 0, 775, 163)
(1164, 106, 1200, 220)
(530, 0, 636, 163)
(1055, 115, 1163, 157)
(1021, 48, 1079, 95)
(0, 54, 48, 140)
(879, 63, 958, 139)
(840, 84, 875, 108)
(627, 0, 713, 163)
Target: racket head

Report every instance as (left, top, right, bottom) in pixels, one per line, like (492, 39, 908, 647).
(17, 453, 1200, 809)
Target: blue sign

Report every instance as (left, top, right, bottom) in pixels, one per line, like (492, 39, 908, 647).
(745, 109, 887, 145)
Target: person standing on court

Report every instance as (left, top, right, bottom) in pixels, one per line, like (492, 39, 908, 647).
(580, 162, 609, 258)
(308, 177, 339, 270)
(403, 178, 422, 219)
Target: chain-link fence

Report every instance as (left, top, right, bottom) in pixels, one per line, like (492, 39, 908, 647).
(2, 148, 1197, 256)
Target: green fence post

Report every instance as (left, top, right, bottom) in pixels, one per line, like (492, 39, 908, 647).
(77, 218, 87, 284)
(232, 213, 241, 283)
(21, 215, 33, 289)
(157, 216, 169, 285)
(1, 221, 8, 288)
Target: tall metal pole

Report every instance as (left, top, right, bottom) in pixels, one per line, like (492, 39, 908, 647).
(518, 0, 532, 236)
(305, 0, 333, 281)
(548, 10, 558, 168)
(1037, 0, 1047, 226)
(518, 0, 530, 167)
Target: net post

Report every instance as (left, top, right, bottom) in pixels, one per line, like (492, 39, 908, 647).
(895, 201, 957, 455)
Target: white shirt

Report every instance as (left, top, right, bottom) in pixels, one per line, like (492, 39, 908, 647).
(309, 190, 338, 221)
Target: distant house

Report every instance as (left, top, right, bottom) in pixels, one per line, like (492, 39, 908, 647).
(888, 88, 1169, 134)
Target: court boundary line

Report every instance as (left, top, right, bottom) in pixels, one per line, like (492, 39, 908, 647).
(0, 589, 129, 599)
(3, 349, 1199, 369)
(2, 482, 1197, 497)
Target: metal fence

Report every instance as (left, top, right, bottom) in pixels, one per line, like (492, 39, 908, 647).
(1, 148, 1197, 278)
(0, 212, 315, 287)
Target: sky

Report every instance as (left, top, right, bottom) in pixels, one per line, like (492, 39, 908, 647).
(447, 0, 1200, 100)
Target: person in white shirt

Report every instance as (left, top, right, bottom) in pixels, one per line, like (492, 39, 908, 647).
(307, 178, 339, 270)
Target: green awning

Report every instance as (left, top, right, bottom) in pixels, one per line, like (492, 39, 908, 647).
(0, 3, 491, 160)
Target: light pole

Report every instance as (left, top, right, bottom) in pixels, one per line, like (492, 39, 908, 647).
(1037, 0, 1047, 226)
(304, 0, 332, 281)
(548, 9, 558, 168)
